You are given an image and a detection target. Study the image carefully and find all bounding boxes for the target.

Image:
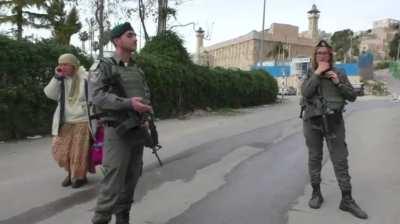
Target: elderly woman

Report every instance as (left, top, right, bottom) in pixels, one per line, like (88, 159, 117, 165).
(44, 53, 90, 188)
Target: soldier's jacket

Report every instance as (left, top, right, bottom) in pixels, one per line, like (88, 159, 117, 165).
(300, 67, 357, 120)
(88, 53, 151, 126)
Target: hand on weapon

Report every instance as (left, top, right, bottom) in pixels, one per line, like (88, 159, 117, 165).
(131, 97, 152, 113)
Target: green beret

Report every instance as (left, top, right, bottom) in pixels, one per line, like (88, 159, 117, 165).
(111, 22, 134, 39)
(316, 40, 332, 49)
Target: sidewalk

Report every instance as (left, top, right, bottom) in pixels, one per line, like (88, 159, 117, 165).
(287, 105, 400, 224)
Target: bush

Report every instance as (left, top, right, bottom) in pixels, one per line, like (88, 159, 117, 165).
(0, 32, 278, 140)
(363, 80, 389, 96)
(137, 32, 278, 118)
(0, 36, 92, 140)
(389, 62, 400, 80)
(374, 60, 390, 69)
(140, 31, 192, 65)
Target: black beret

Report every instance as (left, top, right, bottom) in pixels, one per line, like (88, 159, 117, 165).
(111, 22, 134, 39)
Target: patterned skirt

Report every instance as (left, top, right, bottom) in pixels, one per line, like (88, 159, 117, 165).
(52, 122, 90, 180)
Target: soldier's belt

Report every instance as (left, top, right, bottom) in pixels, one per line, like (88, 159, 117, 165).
(115, 117, 140, 137)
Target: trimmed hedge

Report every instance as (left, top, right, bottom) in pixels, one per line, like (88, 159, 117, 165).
(0, 36, 92, 140)
(0, 32, 278, 141)
(375, 60, 390, 70)
(138, 31, 278, 118)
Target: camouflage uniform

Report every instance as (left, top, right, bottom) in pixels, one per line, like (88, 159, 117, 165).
(301, 68, 357, 192)
(89, 54, 151, 224)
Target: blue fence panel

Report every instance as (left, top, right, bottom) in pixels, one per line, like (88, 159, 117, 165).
(335, 63, 359, 76)
(261, 65, 291, 77)
(253, 63, 359, 77)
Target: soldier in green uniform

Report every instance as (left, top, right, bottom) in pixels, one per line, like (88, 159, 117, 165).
(301, 40, 368, 219)
(89, 22, 152, 224)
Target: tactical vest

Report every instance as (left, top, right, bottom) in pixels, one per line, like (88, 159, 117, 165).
(99, 57, 151, 140)
(319, 71, 346, 111)
(109, 60, 151, 102)
(300, 69, 346, 120)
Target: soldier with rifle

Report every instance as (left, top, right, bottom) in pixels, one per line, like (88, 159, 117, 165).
(88, 22, 162, 224)
(300, 40, 368, 219)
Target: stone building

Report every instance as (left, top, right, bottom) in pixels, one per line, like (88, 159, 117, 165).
(195, 4, 321, 70)
(360, 18, 400, 60)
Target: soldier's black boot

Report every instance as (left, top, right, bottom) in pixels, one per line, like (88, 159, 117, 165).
(339, 191, 368, 219)
(308, 184, 324, 209)
(91, 212, 111, 224)
(115, 211, 130, 224)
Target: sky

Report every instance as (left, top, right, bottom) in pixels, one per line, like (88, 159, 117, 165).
(1, 0, 399, 54)
(172, 0, 399, 53)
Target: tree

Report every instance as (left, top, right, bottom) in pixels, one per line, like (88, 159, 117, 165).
(0, 0, 48, 40)
(351, 35, 361, 59)
(79, 31, 89, 51)
(138, 0, 153, 41)
(64, 0, 184, 52)
(136, 0, 178, 39)
(330, 29, 354, 62)
(65, 0, 108, 57)
(389, 32, 400, 60)
(94, 0, 105, 57)
(267, 42, 288, 65)
(46, 0, 82, 45)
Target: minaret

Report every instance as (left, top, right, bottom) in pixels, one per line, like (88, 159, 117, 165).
(307, 4, 320, 41)
(195, 27, 205, 64)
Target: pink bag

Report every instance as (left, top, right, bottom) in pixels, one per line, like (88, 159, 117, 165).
(88, 125, 104, 173)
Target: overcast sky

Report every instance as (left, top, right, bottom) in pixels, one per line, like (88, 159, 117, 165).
(1, 0, 398, 53)
(172, 0, 399, 53)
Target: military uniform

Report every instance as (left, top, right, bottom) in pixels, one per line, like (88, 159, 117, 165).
(89, 54, 151, 224)
(301, 67, 356, 192)
(300, 40, 367, 219)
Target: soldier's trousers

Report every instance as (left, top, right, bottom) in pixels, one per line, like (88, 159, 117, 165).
(303, 113, 352, 192)
(92, 126, 144, 224)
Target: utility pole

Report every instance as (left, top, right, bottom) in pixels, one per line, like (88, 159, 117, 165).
(258, 0, 266, 67)
(349, 35, 353, 63)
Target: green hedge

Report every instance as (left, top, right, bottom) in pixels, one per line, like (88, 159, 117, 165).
(375, 60, 391, 70)
(138, 31, 278, 118)
(0, 36, 91, 140)
(389, 62, 400, 80)
(139, 59, 278, 118)
(0, 32, 277, 141)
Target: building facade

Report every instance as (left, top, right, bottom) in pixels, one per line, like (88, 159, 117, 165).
(360, 18, 400, 60)
(195, 5, 321, 71)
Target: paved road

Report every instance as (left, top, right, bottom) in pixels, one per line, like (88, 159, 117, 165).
(0, 96, 399, 224)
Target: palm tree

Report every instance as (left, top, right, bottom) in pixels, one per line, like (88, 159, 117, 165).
(79, 31, 89, 52)
(267, 41, 288, 65)
(0, 0, 48, 40)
